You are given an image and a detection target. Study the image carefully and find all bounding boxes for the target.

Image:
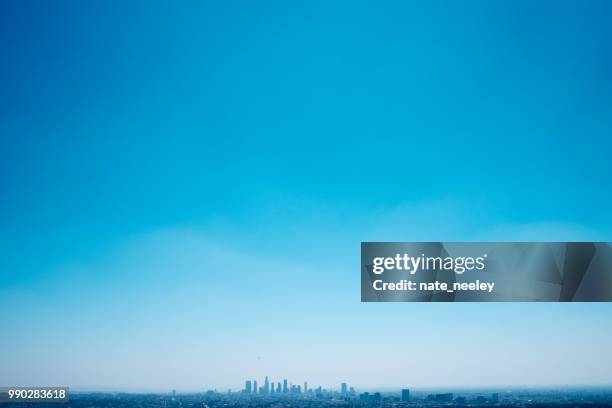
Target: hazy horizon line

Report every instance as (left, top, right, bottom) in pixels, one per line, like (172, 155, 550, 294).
(61, 384, 612, 394)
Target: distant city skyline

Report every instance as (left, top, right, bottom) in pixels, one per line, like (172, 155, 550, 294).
(242, 377, 355, 395)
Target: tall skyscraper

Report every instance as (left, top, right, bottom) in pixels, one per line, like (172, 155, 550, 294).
(304, 382, 308, 393)
(254, 380, 258, 394)
(401, 389, 410, 402)
(276, 383, 281, 393)
(245, 380, 252, 394)
(283, 379, 288, 393)
(341, 383, 348, 396)
(270, 382, 274, 394)
(264, 376, 270, 394)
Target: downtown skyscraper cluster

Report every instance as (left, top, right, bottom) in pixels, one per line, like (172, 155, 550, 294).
(243, 378, 355, 397)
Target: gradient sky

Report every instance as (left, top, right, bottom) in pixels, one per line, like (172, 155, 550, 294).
(1, 0, 612, 392)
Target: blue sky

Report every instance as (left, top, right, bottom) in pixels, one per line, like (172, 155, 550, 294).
(1, 0, 612, 391)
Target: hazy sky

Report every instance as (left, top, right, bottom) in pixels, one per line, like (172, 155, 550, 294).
(1, 0, 612, 392)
